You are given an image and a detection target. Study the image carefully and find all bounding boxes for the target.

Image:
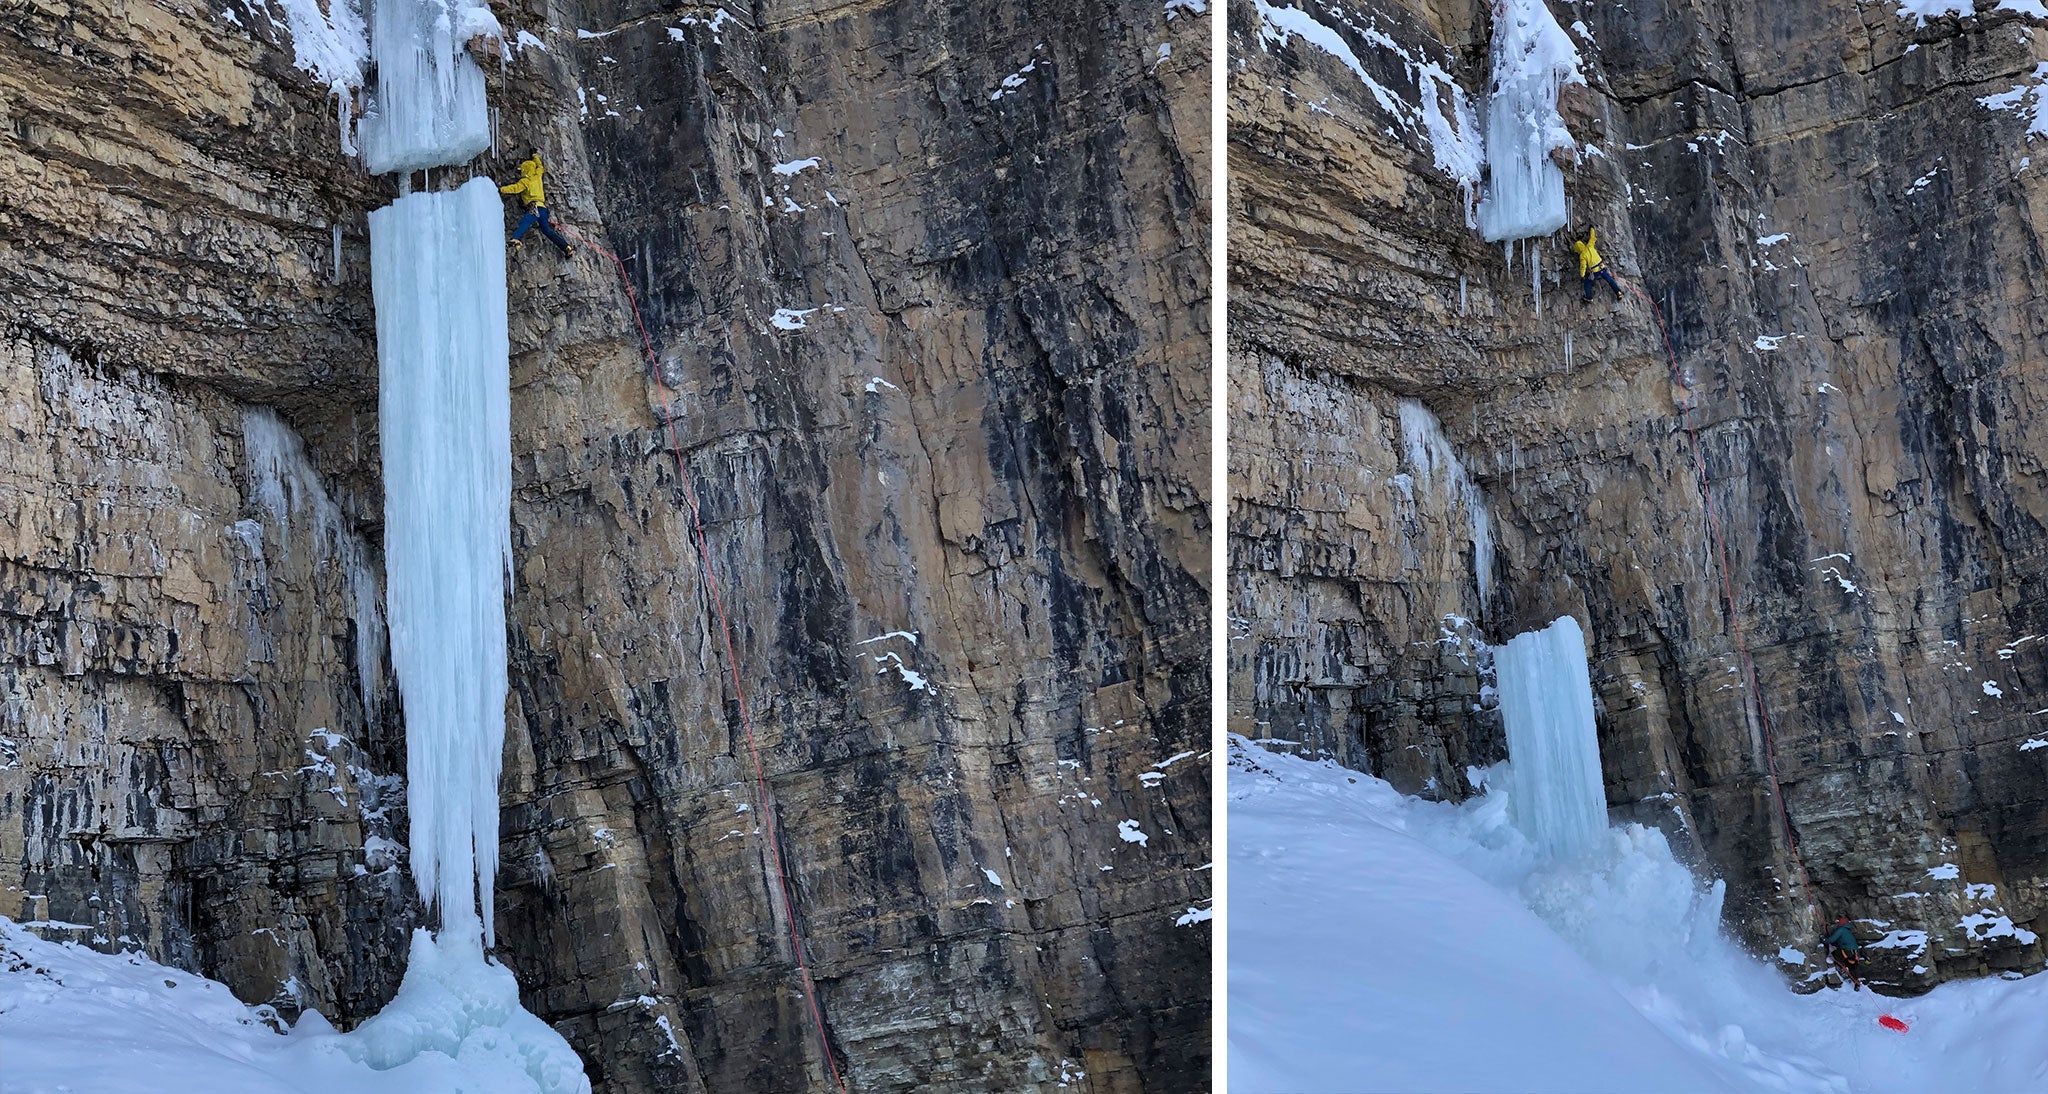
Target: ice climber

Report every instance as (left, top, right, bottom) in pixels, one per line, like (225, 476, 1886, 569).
(500, 154, 573, 258)
(1572, 228, 1621, 302)
(1824, 916, 1863, 990)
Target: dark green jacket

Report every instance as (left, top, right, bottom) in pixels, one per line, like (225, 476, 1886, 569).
(1824, 924, 1859, 952)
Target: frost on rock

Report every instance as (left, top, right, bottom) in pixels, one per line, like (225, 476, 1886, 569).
(1418, 65, 1484, 225)
(267, 0, 370, 151)
(1476, 0, 1583, 242)
(1396, 399, 1494, 613)
(242, 407, 388, 726)
(369, 177, 512, 947)
(360, 0, 500, 173)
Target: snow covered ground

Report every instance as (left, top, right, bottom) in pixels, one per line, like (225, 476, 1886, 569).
(0, 919, 584, 1094)
(1227, 736, 2048, 1093)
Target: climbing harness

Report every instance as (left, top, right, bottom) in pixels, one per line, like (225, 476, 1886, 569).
(1619, 275, 1826, 934)
(560, 224, 850, 1093)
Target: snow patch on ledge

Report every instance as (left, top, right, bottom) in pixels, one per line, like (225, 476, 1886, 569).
(1896, 0, 1973, 26)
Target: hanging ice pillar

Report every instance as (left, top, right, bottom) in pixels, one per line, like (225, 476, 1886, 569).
(1476, 0, 1583, 243)
(368, 177, 511, 943)
(359, 0, 498, 174)
(1495, 615, 1609, 861)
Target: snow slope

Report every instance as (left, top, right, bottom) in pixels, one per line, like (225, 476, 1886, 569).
(1227, 736, 2048, 1094)
(0, 918, 581, 1094)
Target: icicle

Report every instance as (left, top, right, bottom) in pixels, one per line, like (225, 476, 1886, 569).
(338, 93, 358, 158)
(1565, 329, 1574, 369)
(1532, 240, 1543, 319)
(1460, 274, 1469, 316)
(1496, 616, 1608, 862)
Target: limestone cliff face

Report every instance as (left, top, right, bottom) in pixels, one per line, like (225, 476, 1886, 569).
(2, 0, 1211, 1089)
(1230, 0, 2046, 993)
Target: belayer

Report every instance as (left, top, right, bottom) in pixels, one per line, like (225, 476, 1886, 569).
(1824, 916, 1863, 991)
(500, 153, 573, 258)
(1572, 228, 1622, 303)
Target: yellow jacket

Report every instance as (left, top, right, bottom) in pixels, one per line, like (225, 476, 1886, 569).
(500, 156, 546, 207)
(1572, 229, 1606, 277)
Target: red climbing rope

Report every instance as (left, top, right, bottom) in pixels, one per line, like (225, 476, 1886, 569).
(559, 226, 849, 1093)
(1620, 276, 1825, 933)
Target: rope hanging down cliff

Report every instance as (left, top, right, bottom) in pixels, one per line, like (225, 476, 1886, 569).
(1618, 273, 1825, 933)
(562, 223, 850, 1093)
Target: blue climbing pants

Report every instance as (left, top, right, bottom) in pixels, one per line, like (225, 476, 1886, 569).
(513, 206, 569, 251)
(1583, 269, 1621, 300)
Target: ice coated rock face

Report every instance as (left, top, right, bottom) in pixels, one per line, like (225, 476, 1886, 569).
(1396, 398, 1495, 614)
(1231, 0, 2047, 991)
(3, 0, 1209, 1092)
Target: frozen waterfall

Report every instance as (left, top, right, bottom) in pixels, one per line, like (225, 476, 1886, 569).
(368, 177, 511, 944)
(252, 0, 591, 1084)
(359, 0, 499, 174)
(1476, 0, 1583, 243)
(355, 160, 586, 1094)
(1494, 615, 1609, 861)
